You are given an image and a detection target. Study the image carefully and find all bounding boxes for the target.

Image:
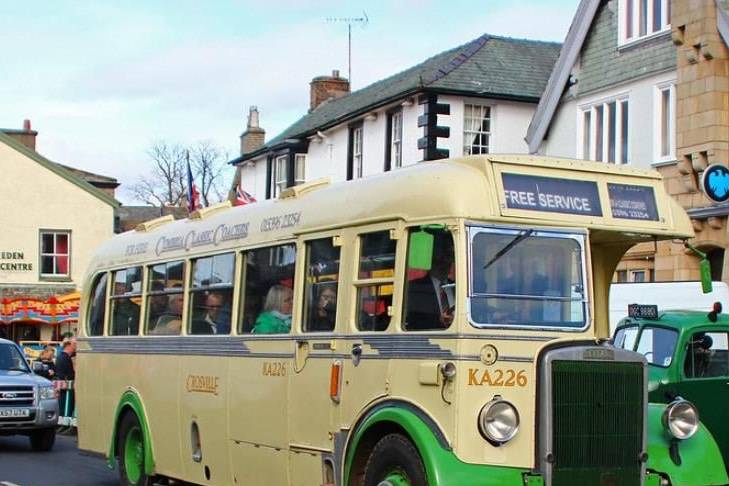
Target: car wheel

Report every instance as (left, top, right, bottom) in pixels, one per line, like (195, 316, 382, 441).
(363, 433, 427, 486)
(117, 412, 153, 486)
(29, 427, 56, 451)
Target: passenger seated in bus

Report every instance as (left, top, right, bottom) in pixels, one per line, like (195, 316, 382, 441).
(685, 333, 713, 378)
(146, 281, 168, 329)
(253, 285, 293, 334)
(153, 292, 184, 335)
(191, 291, 231, 334)
(308, 281, 337, 332)
(405, 234, 455, 330)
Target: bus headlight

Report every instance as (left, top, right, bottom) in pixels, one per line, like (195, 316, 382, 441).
(662, 399, 699, 440)
(478, 396, 520, 444)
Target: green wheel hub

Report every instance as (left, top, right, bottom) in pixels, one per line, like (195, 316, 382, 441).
(123, 425, 144, 484)
(377, 470, 411, 486)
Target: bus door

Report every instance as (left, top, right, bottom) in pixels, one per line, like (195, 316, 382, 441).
(337, 227, 402, 423)
(287, 234, 345, 485)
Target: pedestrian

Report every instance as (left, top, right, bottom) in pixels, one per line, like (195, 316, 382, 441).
(35, 346, 56, 380)
(55, 336, 76, 431)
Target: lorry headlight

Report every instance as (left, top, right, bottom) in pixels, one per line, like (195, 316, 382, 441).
(662, 399, 699, 440)
(478, 396, 520, 444)
(39, 385, 57, 400)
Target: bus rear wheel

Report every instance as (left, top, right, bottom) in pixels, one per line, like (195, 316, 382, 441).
(117, 412, 153, 486)
(363, 433, 427, 486)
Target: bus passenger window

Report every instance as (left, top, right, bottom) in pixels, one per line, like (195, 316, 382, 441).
(110, 267, 143, 336)
(189, 253, 234, 335)
(240, 244, 296, 334)
(356, 231, 396, 332)
(146, 261, 185, 336)
(303, 238, 341, 333)
(87, 273, 108, 336)
(403, 228, 455, 331)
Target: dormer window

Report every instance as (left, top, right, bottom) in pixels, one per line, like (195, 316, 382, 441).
(619, 0, 671, 45)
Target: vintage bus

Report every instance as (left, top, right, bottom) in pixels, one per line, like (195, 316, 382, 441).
(76, 155, 728, 486)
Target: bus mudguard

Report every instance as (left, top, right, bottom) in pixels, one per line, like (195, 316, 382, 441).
(108, 389, 155, 476)
(645, 403, 728, 485)
(343, 400, 533, 486)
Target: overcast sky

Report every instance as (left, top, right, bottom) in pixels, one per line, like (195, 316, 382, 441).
(1, 0, 580, 203)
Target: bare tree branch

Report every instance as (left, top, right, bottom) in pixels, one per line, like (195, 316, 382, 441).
(130, 141, 187, 207)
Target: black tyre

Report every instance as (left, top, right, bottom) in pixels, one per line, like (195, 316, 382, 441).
(29, 427, 56, 451)
(117, 412, 154, 486)
(363, 433, 428, 486)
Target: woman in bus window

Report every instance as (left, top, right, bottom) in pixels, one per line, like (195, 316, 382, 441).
(253, 285, 293, 334)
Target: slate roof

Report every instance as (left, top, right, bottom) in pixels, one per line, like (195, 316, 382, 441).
(233, 34, 561, 164)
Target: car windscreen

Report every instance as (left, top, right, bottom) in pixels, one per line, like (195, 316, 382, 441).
(469, 228, 587, 329)
(0, 343, 30, 372)
(615, 325, 678, 368)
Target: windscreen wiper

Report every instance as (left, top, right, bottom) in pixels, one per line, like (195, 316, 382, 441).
(483, 229, 534, 270)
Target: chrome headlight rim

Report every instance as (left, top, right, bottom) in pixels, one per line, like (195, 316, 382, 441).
(662, 398, 699, 440)
(38, 385, 57, 401)
(477, 396, 520, 445)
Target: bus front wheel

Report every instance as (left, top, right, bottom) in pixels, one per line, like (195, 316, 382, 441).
(363, 433, 427, 486)
(117, 412, 153, 486)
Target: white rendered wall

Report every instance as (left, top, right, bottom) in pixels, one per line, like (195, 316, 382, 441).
(539, 70, 677, 169)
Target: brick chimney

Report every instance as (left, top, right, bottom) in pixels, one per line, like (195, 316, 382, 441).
(240, 106, 266, 155)
(2, 119, 38, 151)
(309, 70, 350, 112)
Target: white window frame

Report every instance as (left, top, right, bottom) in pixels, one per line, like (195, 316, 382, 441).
(463, 103, 492, 155)
(273, 155, 287, 197)
(578, 95, 630, 165)
(654, 82, 676, 163)
(294, 154, 306, 185)
(353, 126, 363, 178)
(39, 230, 71, 278)
(618, 0, 671, 46)
(390, 111, 403, 169)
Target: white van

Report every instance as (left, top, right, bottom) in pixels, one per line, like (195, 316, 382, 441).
(608, 281, 729, 332)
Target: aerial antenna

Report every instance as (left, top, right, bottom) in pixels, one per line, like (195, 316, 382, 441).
(326, 11, 368, 86)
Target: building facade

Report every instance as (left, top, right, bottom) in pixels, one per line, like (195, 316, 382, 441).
(230, 34, 561, 199)
(528, 0, 729, 284)
(0, 122, 118, 342)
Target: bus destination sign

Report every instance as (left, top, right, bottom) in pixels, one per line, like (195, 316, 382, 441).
(502, 173, 602, 217)
(607, 183, 659, 221)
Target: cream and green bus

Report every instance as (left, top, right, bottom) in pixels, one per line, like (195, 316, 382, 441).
(76, 155, 729, 486)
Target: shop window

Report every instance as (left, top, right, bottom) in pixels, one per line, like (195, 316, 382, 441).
(240, 244, 296, 334)
(87, 273, 108, 336)
(302, 238, 341, 333)
(146, 261, 185, 335)
(39, 230, 70, 278)
(356, 231, 396, 331)
(110, 267, 143, 336)
(189, 253, 235, 335)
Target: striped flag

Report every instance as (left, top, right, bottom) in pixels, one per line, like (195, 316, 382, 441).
(235, 184, 257, 206)
(186, 156, 200, 212)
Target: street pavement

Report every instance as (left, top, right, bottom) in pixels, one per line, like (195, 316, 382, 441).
(0, 433, 117, 486)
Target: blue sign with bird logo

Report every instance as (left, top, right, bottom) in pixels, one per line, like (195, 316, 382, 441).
(701, 164, 729, 203)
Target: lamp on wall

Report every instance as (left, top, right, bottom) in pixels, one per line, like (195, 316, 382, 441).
(364, 112, 378, 122)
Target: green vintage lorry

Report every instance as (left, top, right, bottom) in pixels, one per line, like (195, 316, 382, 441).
(614, 303, 729, 485)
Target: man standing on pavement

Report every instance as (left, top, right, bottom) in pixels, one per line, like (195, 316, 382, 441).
(55, 336, 77, 425)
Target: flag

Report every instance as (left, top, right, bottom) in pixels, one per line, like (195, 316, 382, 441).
(186, 157, 200, 212)
(235, 184, 257, 206)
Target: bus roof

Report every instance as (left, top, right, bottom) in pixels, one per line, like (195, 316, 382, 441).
(93, 154, 692, 273)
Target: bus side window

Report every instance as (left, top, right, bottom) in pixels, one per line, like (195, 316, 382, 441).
(189, 253, 234, 335)
(302, 237, 341, 333)
(87, 273, 108, 336)
(110, 266, 143, 336)
(145, 261, 185, 336)
(402, 228, 455, 331)
(355, 231, 396, 332)
(240, 244, 296, 334)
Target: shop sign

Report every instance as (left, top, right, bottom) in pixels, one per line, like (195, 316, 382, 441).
(0, 251, 32, 272)
(502, 173, 603, 216)
(700, 164, 729, 204)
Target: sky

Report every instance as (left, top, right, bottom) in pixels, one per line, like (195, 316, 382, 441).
(0, 0, 580, 204)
